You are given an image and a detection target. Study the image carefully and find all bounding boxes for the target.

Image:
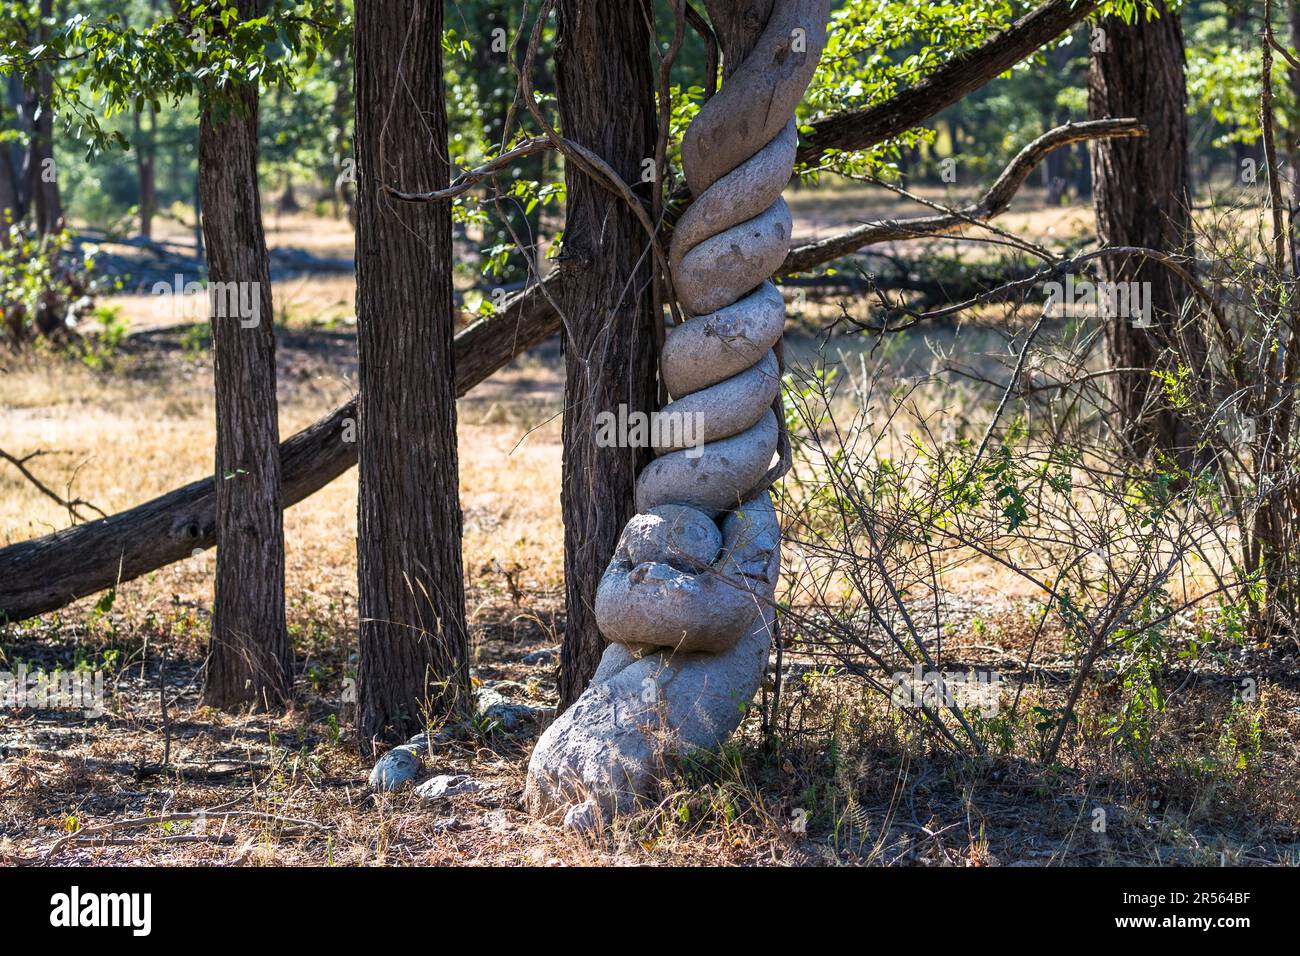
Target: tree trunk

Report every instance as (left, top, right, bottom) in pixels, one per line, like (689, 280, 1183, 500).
(1088, 1, 1201, 463)
(197, 0, 290, 710)
(1287, 0, 1300, 273)
(554, 0, 658, 709)
(1042, 42, 1072, 206)
(353, 0, 469, 749)
(5, 77, 30, 220)
(277, 170, 300, 214)
(192, 163, 204, 259)
(29, 0, 61, 235)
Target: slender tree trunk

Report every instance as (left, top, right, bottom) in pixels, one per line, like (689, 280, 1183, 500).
(277, 169, 300, 214)
(29, 0, 61, 235)
(353, 0, 469, 749)
(1088, 1, 1202, 463)
(192, 161, 204, 259)
(1287, 0, 1300, 273)
(553, 0, 658, 709)
(197, 0, 290, 710)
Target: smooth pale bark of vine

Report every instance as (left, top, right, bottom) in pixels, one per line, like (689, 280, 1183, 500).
(526, 0, 830, 821)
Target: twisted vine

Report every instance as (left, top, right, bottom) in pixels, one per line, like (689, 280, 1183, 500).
(525, 0, 829, 822)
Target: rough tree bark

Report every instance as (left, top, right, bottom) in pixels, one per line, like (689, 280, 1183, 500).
(553, 0, 658, 709)
(197, 0, 290, 710)
(353, 0, 469, 748)
(1088, 1, 1201, 463)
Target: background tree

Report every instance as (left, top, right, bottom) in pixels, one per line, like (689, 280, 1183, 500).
(1088, 1, 1202, 464)
(198, 0, 290, 710)
(353, 0, 469, 747)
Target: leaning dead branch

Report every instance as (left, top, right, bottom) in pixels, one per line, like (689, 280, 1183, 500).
(383, 137, 554, 204)
(0, 447, 106, 523)
(783, 118, 1145, 274)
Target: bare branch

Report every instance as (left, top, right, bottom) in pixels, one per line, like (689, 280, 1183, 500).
(384, 137, 554, 204)
(0, 447, 107, 523)
(782, 118, 1145, 274)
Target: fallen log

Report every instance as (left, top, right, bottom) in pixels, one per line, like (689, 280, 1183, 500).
(0, 276, 563, 623)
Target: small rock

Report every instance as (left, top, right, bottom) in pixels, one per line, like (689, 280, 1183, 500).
(433, 816, 465, 833)
(415, 773, 483, 800)
(563, 800, 600, 834)
(477, 688, 554, 732)
(368, 737, 428, 791)
(521, 648, 557, 665)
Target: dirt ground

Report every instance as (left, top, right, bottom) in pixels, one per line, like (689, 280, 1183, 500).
(4, 194, 1300, 866)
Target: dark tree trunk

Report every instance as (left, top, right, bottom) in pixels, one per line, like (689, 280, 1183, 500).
(29, 0, 61, 235)
(1287, 0, 1300, 272)
(192, 163, 204, 259)
(553, 0, 658, 709)
(1072, 139, 1091, 198)
(5, 77, 30, 219)
(353, 0, 469, 749)
(277, 170, 300, 214)
(1088, 1, 1201, 463)
(329, 0, 351, 222)
(197, 0, 290, 710)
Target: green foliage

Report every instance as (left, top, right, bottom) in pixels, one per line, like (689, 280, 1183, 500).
(0, 225, 106, 343)
(0, 0, 349, 158)
(1102, 587, 1171, 764)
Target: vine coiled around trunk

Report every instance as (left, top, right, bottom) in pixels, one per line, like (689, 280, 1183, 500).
(526, 0, 829, 822)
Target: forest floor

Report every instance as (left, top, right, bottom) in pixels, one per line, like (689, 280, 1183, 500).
(4, 192, 1300, 866)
